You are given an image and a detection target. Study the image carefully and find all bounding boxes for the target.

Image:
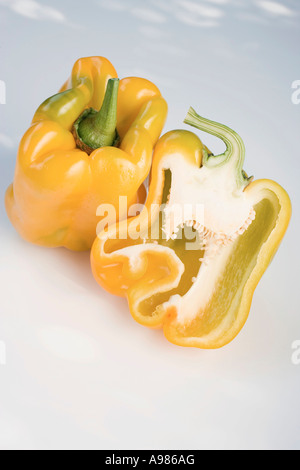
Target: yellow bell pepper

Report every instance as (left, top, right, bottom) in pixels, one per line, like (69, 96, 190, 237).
(91, 107, 291, 349)
(5, 56, 168, 251)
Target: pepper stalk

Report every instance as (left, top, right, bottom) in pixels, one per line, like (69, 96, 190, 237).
(72, 78, 120, 155)
(184, 107, 252, 189)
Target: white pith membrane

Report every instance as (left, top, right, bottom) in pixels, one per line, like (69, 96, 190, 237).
(138, 152, 256, 325)
(162, 154, 255, 248)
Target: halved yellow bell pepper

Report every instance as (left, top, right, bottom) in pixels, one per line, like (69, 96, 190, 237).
(91, 107, 291, 349)
(5, 56, 167, 251)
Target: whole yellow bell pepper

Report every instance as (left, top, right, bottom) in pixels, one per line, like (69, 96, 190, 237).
(5, 56, 168, 251)
(91, 107, 291, 349)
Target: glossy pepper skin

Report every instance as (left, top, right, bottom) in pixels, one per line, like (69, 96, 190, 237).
(5, 57, 168, 251)
(91, 108, 291, 349)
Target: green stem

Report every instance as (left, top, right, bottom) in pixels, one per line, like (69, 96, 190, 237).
(73, 78, 120, 154)
(184, 107, 250, 187)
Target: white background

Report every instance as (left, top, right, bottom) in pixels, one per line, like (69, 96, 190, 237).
(0, 0, 299, 450)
